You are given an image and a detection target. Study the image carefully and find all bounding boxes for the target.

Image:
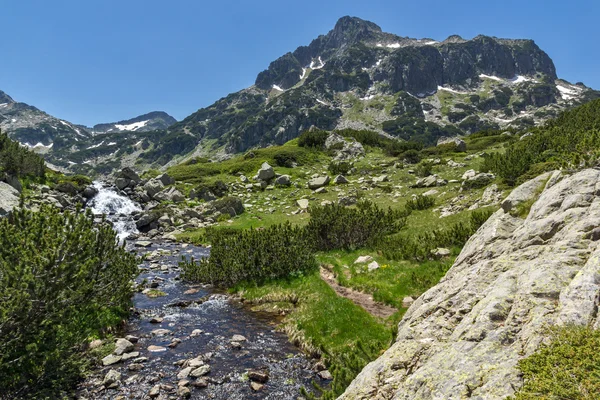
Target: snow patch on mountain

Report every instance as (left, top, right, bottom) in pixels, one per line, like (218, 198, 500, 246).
(87, 141, 105, 149)
(114, 120, 149, 131)
(479, 74, 504, 82)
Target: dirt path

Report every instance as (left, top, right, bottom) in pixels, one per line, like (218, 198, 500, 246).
(319, 266, 397, 319)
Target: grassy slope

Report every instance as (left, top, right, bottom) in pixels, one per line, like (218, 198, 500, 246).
(166, 132, 509, 395)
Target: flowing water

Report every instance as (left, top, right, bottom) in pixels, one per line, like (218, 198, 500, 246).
(78, 185, 318, 399)
(88, 181, 142, 241)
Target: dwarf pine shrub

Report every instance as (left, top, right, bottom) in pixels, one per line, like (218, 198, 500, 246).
(0, 206, 138, 398)
(405, 194, 435, 211)
(305, 201, 409, 251)
(181, 223, 316, 286)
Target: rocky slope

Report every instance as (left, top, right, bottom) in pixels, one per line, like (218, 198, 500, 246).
(339, 168, 600, 399)
(167, 16, 599, 158)
(0, 89, 90, 153)
(2, 16, 598, 176)
(89, 111, 176, 134)
(0, 90, 177, 174)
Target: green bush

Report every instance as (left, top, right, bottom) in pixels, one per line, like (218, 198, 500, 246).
(328, 160, 353, 175)
(511, 326, 600, 400)
(0, 131, 45, 178)
(399, 149, 421, 164)
(305, 201, 409, 251)
(415, 161, 433, 177)
(405, 195, 435, 211)
(273, 149, 300, 167)
(0, 206, 138, 398)
(180, 223, 316, 286)
(298, 129, 329, 148)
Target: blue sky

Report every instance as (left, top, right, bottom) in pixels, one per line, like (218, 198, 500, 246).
(2, 0, 598, 126)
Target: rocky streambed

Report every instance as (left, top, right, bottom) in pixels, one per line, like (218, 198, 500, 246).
(77, 240, 319, 399)
(77, 185, 324, 399)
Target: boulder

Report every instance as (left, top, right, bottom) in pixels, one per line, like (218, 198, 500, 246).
(82, 185, 98, 199)
(372, 175, 389, 183)
(308, 176, 330, 190)
(214, 197, 245, 217)
(338, 196, 357, 206)
(0, 182, 20, 216)
(463, 172, 495, 189)
(2, 174, 22, 193)
(156, 173, 174, 186)
(119, 167, 141, 184)
(431, 247, 451, 258)
(447, 159, 466, 168)
(154, 187, 185, 203)
(481, 183, 503, 205)
(190, 187, 216, 202)
(115, 177, 130, 191)
(101, 354, 122, 366)
(333, 175, 349, 184)
(354, 255, 374, 264)
(461, 169, 477, 180)
(325, 133, 365, 161)
(437, 137, 467, 152)
(412, 175, 447, 188)
(401, 296, 415, 308)
(114, 338, 134, 355)
(367, 261, 380, 272)
(190, 365, 211, 378)
(102, 369, 121, 387)
(136, 212, 158, 229)
(297, 199, 309, 209)
(257, 162, 275, 181)
(340, 169, 600, 399)
(275, 175, 291, 186)
(144, 179, 164, 198)
(248, 370, 269, 383)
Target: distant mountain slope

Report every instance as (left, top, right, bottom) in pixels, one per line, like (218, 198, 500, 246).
(165, 16, 598, 159)
(2, 16, 598, 176)
(0, 91, 177, 174)
(0, 90, 90, 153)
(90, 111, 176, 134)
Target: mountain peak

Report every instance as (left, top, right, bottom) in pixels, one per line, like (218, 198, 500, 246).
(333, 16, 382, 35)
(0, 90, 15, 105)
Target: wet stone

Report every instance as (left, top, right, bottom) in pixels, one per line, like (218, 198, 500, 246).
(121, 351, 139, 360)
(147, 345, 167, 353)
(248, 370, 269, 383)
(318, 370, 333, 380)
(128, 363, 144, 371)
(231, 334, 247, 342)
(190, 365, 211, 378)
(192, 378, 208, 388)
(177, 367, 192, 380)
(101, 354, 122, 366)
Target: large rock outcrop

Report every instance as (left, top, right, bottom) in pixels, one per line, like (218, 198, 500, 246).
(340, 169, 600, 399)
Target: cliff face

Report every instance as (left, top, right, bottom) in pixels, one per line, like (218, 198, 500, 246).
(340, 169, 600, 399)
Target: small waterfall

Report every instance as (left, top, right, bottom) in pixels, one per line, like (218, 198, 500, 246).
(88, 181, 141, 241)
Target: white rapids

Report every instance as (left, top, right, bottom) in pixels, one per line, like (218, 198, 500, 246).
(88, 181, 141, 241)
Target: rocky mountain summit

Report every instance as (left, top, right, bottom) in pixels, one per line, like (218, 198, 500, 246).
(2, 16, 598, 176)
(340, 168, 600, 399)
(168, 16, 598, 159)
